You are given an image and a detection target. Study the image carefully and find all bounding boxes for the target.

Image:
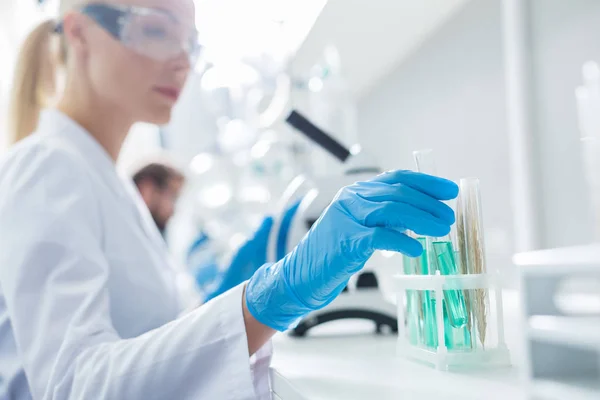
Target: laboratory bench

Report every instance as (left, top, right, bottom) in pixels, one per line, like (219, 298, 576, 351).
(270, 291, 526, 400)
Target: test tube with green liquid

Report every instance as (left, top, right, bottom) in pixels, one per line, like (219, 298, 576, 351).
(414, 150, 469, 334)
(403, 237, 438, 348)
(417, 237, 438, 348)
(434, 241, 468, 328)
(443, 300, 471, 349)
(402, 254, 421, 345)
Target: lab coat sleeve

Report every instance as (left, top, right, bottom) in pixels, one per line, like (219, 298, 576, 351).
(182, 290, 274, 400)
(250, 336, 274, 399)
(0, 146, 271, 400)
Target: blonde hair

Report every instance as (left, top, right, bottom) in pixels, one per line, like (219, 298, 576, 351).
(7, 21, 62, 145)
(7, 0, 81, 145)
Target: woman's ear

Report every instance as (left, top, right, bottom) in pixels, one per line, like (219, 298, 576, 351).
(61, 13, 89, 60)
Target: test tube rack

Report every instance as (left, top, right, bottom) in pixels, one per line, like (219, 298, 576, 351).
(394, 273, 511, 371)
(514, 244, 600, 400)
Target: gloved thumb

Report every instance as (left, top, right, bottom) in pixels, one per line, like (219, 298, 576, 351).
(369, 228, 423, 257)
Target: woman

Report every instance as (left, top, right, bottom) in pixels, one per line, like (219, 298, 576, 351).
(0, 0, 459, 399)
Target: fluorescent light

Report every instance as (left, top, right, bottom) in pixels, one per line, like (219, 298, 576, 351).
(278, 0, 328, 56)
(194, 0, 327, 61)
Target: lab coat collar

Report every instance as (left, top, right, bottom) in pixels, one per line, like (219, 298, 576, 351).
(39, 109, 129, 200)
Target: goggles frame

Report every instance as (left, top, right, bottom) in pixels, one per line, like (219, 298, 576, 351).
(55, 3, 201, 64)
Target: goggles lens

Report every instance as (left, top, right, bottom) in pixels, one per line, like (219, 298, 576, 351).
(121, 10, 200, 63)
(61, 3, 201, 64)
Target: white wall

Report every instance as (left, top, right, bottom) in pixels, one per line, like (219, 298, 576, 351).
(530, 0, 600, 248)
(358, 0, 600, 265)
(357, 0, 512, 271)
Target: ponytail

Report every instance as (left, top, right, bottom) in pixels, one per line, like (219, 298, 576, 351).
(8, 20, 60, 145)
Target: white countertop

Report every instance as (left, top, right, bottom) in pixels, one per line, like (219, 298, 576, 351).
(271, 291, 526, 400)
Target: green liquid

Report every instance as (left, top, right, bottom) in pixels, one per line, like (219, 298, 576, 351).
(402, 254, 420, 345)
(403, 243, 437, 348)
(433, 241, 468, 328)
(417, 238, 438, 347)
(443, 300, 471, 350)
(403, 238, 472, 350)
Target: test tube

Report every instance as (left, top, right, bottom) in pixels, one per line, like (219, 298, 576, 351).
(402, 249, 421, 346)
(413, 149, 439, 276)
(414, 149, 437, 176)
(413, 150, 468, 331)
(412, 150, 438, 347)
(403, 236, 438, 347)
(458, 178, 489, 348)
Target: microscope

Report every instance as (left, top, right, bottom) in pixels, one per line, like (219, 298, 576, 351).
(268, 110, 398, 337)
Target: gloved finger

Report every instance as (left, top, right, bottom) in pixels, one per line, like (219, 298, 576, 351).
(362, 201, 452, 237)
(369, 228, 423, 257)
(354, 181, 455, 224)
(372, 170, 459, 201)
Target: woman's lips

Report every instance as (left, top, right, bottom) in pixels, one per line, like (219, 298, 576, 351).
(153, 86, 181, 101)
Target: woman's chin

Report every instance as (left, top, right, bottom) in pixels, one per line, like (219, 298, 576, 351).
(141, 106, 173, 126)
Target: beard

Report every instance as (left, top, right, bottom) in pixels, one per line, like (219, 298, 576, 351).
(149, 210, 167, 237)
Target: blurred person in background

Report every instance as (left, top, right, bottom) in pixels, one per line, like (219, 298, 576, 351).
(0, 0, 458, 398)
(129, 157, 273, 302)
(188, 215, 273, 303)
(131, 158, 185, 237)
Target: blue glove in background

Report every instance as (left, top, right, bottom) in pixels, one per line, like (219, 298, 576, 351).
(245, 170, 459, 331)
(204, 216, 273, 302)
(187, 232, 221, 296)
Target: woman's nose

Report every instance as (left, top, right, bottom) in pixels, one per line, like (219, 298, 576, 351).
(169, 50, 192, 73)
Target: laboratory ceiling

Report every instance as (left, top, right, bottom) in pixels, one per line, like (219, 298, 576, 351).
(293, 0, 472, 98)
(0, 0, 471, 101)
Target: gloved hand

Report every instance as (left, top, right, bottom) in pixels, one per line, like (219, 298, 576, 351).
(204, 216, 273, 302)
(245, 170, 459, 331)
(187, 232, 221, 294)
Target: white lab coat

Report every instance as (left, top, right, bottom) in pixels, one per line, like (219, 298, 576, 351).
(0, 109, 272, 400)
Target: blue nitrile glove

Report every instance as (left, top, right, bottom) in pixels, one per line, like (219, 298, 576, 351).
(204, 216, 274, 302)
(187, 232, 220, 293)
(245, 170, 459, 331)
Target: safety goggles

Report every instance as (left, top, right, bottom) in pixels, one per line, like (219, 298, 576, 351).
(56, 3, 201, 64)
